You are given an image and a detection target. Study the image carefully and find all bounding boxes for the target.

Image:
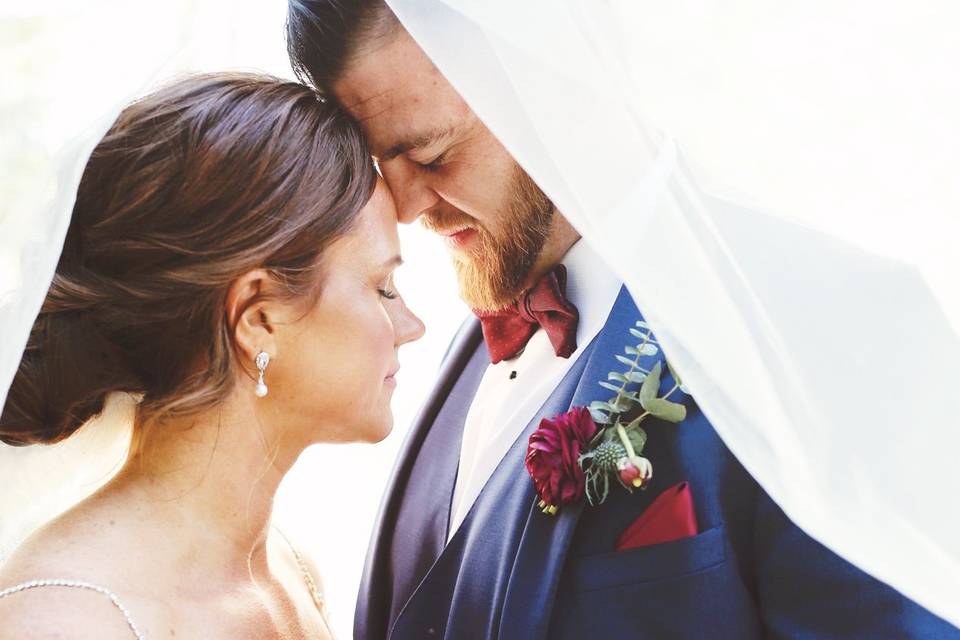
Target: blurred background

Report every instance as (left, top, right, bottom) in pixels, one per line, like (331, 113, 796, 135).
(0, 1, 465, 636)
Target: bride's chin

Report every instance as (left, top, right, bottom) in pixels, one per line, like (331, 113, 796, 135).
(331, 415, 395, 445)
(364, 416, 394, 444)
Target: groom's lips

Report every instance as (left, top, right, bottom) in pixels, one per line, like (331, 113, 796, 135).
(439, 226, 477, 249)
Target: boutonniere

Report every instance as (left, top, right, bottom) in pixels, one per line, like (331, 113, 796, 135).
(525, 321, 689, 515)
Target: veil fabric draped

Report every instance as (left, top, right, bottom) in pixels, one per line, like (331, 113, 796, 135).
(385, 0, 960, 626)
(2, 0, 958, 628)
(0, 0, 292, 559)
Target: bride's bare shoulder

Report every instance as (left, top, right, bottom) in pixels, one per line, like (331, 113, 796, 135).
(0, 510, 144, 638)
(0, 507, 121, 583)
(0, 579, 138, 639)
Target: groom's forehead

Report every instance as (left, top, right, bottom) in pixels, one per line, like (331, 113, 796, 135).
(341, 92, 449, 161)
(333, 33, 464, 155)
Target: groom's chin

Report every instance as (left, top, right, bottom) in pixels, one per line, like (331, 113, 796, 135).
(454, 262, 524, 312)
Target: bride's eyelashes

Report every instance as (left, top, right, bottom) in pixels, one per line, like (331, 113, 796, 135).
(378, 274, 399, 300)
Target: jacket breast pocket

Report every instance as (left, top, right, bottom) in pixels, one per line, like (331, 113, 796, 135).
(569, 526, 726, 592)
(550, 527, 761, 640)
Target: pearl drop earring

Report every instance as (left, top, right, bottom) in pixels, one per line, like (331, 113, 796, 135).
(254, 351, 270, 397)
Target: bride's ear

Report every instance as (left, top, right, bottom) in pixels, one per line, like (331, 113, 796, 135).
(226, 269, 278, 362)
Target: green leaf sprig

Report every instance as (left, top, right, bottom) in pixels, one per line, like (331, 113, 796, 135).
(578, 321, 689, 505)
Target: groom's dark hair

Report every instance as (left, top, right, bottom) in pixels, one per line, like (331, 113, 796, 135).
(286, 0, 400, 95)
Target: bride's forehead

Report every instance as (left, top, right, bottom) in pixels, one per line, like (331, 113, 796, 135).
(340, 186, 400, 251)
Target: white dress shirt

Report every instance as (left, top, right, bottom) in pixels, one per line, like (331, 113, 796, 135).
(447, 240, 623, 540)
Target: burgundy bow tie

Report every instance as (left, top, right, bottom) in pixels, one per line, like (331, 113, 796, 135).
(474, 265, 579, 364)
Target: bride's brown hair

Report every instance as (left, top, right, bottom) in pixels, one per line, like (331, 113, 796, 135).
(0, 72, 377, 446)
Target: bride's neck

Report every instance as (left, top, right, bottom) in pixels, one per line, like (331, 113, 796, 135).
(106, 391, 302, 573)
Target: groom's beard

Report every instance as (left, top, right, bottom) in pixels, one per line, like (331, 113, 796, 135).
(422, 164, 554, 312)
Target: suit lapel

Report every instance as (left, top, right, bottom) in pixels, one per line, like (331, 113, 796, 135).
(498, 287, 641, 640)
(389, 320, 596, 640)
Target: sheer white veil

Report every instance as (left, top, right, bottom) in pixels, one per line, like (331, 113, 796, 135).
(0, 0, 293, 559)
(2, 0, 959, 627)
(385, 0, 960, 625)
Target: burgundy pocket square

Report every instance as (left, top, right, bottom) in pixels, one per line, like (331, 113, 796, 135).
(615, 481, 698, 552)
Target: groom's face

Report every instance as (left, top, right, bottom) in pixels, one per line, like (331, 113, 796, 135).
(333, 32, 575, 312)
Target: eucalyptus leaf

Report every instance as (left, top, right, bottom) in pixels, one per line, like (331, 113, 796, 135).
(607, 372, 629, 383)
(639, 343, 660, 356)
(629, 328, 649, 340)
(598, 381, 622, 393)
(666, 360, 683, 386)
(624, 346, 640, 356)
(625, 424, 648, 452)
(626, 371, 647, 384)
(615, 354, 635, 367)
(588, 408, 611, 424)
(636, 320, 649, 329)
(590, 400, 615, 412)
(643, 397, 687, 423)
(639, 360, 663, 405)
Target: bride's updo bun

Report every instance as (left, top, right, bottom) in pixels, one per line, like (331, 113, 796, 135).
(0, 72, 377, 446)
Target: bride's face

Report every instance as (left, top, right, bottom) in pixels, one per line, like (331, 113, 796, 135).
(271, 180, 424, 444)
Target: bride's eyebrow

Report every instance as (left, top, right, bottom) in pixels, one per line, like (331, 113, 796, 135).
(375, 126, 455, 163)
(377, 255, 404, 271)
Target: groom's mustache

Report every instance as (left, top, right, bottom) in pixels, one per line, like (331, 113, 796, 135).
(420, 209, 480, 236)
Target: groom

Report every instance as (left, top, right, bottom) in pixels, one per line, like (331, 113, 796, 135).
(287, 3, 959, 638)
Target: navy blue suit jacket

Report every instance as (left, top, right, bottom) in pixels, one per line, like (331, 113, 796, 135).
(355, 288, 957, 639)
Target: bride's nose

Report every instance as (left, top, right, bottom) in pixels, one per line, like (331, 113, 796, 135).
(394, 301, 425, 346)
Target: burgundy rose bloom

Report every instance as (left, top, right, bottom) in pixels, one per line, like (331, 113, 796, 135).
(525, 406, 598, 511)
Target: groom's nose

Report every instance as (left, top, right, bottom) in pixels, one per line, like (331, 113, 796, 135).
(378, 158, 440, 225)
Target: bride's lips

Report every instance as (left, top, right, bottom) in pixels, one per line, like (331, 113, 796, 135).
(384, 366, 400, 385)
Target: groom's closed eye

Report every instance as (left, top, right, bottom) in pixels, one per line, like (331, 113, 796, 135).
(412, 151, 447, 172)
(375, 126, 457, 164)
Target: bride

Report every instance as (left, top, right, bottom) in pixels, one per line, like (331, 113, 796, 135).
(0, 71, 423, 638)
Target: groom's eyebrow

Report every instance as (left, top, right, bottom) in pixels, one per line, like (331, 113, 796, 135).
(375, 127, 455, 163)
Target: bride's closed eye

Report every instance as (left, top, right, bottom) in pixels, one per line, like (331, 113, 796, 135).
(378, 273, 399, 300)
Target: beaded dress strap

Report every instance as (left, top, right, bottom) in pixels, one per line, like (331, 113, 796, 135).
(273, 527, 334, 637)
(273, 528, 327, 612)
(0, 578, 144, 639)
